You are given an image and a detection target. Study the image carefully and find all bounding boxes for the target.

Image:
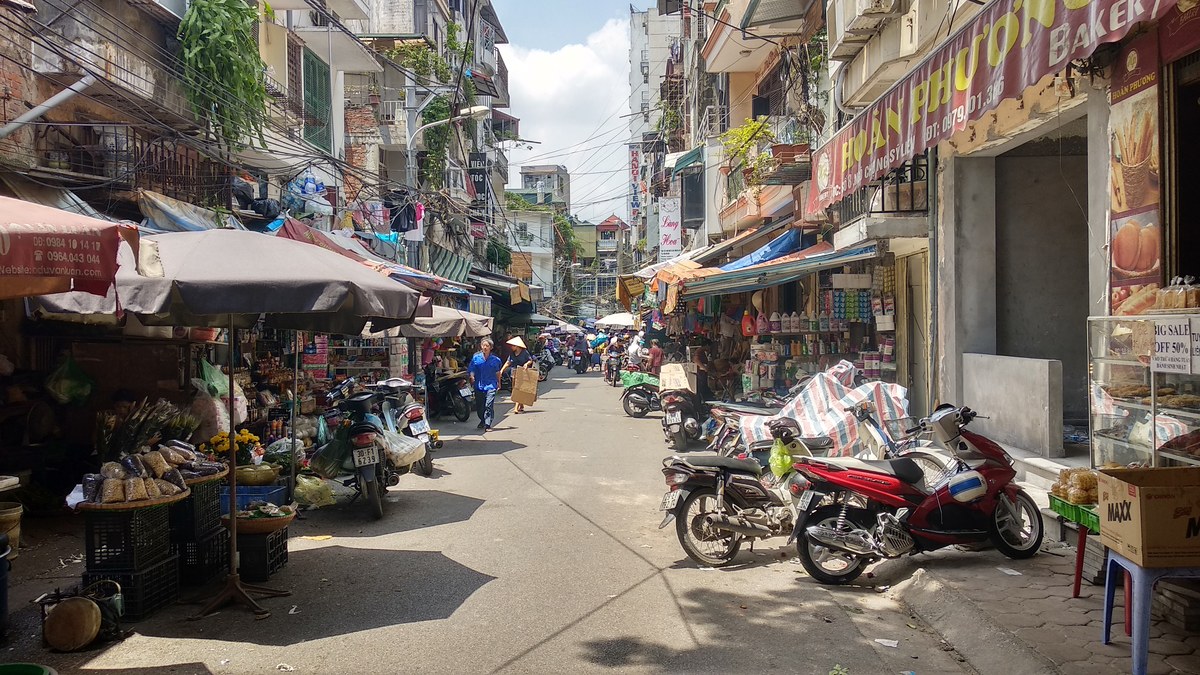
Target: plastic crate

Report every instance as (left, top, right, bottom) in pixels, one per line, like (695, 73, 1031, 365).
(237, 527, 288, 583)
(1077, 503, 1100, 533)
(1049, 494, 1100, 533)
(83, 554, 179, 622)
(219, 485, 287, 515)
(84, 505, 171, 572)
(171, 527, 229, 587)
(168, 479, 222, 543)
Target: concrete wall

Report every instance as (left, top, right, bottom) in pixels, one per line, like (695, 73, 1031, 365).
(995, 152, 1089, 421)
(962, 353, 1064, 458)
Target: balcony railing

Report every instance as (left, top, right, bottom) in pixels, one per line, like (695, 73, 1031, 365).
(833, 151, 930, 226)
(597, 239, 618, 252)
(698, 105, 728, 140)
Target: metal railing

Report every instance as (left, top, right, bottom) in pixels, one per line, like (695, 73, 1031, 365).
(833, 151, 930, 225)
(698, 105, 728, 139)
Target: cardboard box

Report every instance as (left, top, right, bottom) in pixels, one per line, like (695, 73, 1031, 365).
(1097, 467, 1200, 567)
(659, 363, 696, 393)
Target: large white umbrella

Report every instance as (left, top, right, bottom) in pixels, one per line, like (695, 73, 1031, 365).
(596, 312, 635, 329)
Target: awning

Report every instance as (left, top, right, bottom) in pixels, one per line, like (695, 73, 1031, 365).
(671, 146, 703, 177)
(429, 245, 473, 284)
(139, 190, 243, 232)
(0, 176, 117, 222)
(720, 228, 803, 271)
(632, 245, 713, 280)
(292, 26, 383, 73)
(804, 0, 1173, 219)
(680, 242, 879, 300)
(396, 304, 493, 338)
(0, 196, 132, 300)
(692, 217, 792, 266)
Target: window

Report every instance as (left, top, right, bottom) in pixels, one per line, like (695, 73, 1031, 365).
(302, 48, 332, 152)
(600, 231, 616, 240)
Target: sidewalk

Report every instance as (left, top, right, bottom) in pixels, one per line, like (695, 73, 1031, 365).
(870, 542, 1200, 674)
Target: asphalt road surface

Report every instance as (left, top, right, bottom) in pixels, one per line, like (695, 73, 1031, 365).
(11, 370, 972, 675)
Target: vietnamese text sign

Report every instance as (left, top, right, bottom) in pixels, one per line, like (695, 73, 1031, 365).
(658, 198, 681, 262)
(1153, 317, 1191, 373)
(0, 224, 120, 281)
(805, 0, 1176, 219)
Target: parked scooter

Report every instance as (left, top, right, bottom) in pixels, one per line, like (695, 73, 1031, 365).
(621, 377, 661, 418)
(791, 405, 1043, 585)
(658, 418, 831, 566)
(320, 378, 426, 519)
(370, 377, 435, 477)
(661, 387, 706, 450)
(424, 365, 473, 422)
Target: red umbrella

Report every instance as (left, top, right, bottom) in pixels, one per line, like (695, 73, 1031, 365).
(0, 196, 133, 299)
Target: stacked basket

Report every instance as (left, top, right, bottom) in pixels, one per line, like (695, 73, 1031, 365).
(80, 505, 179, 622)
(168, 473, 229, 587)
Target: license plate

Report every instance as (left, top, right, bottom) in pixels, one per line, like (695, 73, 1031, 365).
(665, 411, 682, 424)
(798, 490, 822, 510)
(352, 444, 380, 467)
(459, 387, 473, 398)
(410, 419, 430, 434)
(659, 490, 681, 511)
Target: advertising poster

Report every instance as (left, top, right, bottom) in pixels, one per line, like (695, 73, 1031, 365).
(658, 198, 681, 262)
(1109, 29, 1162, 316)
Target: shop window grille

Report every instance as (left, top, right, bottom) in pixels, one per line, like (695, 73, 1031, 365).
(302, 47, 333, 152)
(833, 151, 930, 226)
(286, 34, 305, 117)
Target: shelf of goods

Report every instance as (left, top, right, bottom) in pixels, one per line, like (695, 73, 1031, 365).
(1088, 315, 1200, 468)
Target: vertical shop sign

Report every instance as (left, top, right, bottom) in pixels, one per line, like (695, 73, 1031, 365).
(629, 148, 641, 219)
(468, 153, 489, 202)
(1109, 29, 1162, 316)
(658, 198, 681, 262)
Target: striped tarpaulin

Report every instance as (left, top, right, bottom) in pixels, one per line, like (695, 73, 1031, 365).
(738, 361, 910, 457)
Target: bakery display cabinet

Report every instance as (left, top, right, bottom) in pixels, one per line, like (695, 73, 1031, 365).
(1089, 315, 1200, 468)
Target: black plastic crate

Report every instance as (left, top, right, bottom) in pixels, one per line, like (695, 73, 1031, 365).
(168, 479, 222, 543)
(83, 554, 179, 622)
(237, 527, 288, 583)
(171, 527, 229, 587)
(84, 505, 171, 571)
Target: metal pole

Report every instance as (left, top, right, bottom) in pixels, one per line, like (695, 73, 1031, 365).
(0, 74, 96, 140)
(289, 330, 300, 503)
(226, 316, 239, 574)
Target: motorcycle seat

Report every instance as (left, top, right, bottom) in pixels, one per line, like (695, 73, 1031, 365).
(682, 453, 762, 476)
(345, 391, 379, 414)
(817, 455, 925, 485)
(799, 436, 834, 450)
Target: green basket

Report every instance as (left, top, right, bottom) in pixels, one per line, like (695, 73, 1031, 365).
(1049, 494, 1099, 533)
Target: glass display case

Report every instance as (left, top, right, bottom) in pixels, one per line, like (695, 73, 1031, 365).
(1088, 315, 1200, 468)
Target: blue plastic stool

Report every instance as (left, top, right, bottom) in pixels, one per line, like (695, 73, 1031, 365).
(1102, 549, 1200, 675)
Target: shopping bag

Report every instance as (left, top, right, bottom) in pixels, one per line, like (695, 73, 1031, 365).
(769, 438, 794, 478)
(45, 353, 94, 405)
(512, 367, 539, 406)
(199, 359, 229, 397)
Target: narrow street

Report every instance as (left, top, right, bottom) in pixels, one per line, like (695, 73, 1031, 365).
(9, 370, 971, 675)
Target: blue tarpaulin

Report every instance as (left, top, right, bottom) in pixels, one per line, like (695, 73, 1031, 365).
(139, 190, 244, 232)
(719, 228, 802, 271)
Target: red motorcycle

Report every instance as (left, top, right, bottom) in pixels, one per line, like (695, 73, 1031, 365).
(789, 405, 1043, 584)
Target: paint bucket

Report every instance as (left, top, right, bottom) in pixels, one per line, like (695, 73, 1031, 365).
(0, 503, 22, 560)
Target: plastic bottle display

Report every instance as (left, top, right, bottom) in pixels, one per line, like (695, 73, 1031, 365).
(741, 309, 756, 336)
(756, 311, 769, 336)
(790, 311, 800, 333)
(769, 311, 782, 334)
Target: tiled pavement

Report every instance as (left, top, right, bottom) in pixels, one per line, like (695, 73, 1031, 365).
(875, 542, 1200, 674)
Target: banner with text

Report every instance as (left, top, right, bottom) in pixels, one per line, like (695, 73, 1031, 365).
(804, 0, 1177, 219)
(658, 198, 681, 262)
(1109, 29, 1162, 316)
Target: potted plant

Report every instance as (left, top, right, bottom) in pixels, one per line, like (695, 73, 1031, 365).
(719, 117, 777, 189)
(368, 84, 381, 106)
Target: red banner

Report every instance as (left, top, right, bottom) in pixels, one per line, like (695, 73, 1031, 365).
(0, 223, 120, 283)
(805, 0, 1178, 219)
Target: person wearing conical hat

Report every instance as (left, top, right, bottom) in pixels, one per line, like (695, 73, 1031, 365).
(499, 336, 534, 413)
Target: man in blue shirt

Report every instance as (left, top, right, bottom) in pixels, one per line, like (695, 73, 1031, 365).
(468, 338, 502, 431)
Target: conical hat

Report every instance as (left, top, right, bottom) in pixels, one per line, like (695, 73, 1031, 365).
(506, 336, 526, 349)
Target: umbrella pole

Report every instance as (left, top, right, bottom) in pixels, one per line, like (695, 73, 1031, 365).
(289, 330, 299, 504)
(191, 317, 291, 621)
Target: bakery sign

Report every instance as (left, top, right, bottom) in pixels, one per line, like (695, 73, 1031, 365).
(803, 0, 1178, 219)
(1153, 317, 1191, 373)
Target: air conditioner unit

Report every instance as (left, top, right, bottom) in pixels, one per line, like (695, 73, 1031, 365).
(858, 0, 904, 17)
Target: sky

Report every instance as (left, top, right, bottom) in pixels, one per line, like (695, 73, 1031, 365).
(492, 1, 655, 223)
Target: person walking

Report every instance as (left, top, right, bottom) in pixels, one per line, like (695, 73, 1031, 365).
(647, 338, 664, 376)
(499, 336, 534, 413)
(468, 338, 502, 432)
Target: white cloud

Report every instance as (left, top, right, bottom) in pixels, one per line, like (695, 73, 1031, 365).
(499, 18, 632, 222)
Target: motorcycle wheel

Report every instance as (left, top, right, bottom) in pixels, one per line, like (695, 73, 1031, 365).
(415, 451, 434, 477)
(676, 488, 742, 567)
(990, 490, 1043, 559)
(363, 472, 384, 520)
(623, 395, 648, 418)
(538, 366, 549, 382)
(671, 428, 688, 451)
(796, 504, 870, 584)
(451, 394, 471, 422)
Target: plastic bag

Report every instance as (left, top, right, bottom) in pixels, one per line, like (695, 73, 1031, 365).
(264, 438, 303, 470)
(226, 381, 248, 426)
(199, 359, 229, 397)
(309, 435, 350, 479)
(190, 378, 229, 441)
(316, 416, 331, 447)
(45, 353, 94, 405)
(769, 438, 794, 478)
(380, 429, 425, 468)
(294, 475, 336, 508)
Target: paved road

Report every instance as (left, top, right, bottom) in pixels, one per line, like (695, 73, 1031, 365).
(11, 371, 971, 674)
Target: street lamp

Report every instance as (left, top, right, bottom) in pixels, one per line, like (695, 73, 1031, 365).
(405, 105, 491, 190)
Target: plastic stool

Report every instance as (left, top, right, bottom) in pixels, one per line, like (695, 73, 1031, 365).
(1101, 550, 1200, 675)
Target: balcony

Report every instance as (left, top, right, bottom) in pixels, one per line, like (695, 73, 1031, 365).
(832, 152, 929, 227)
(270, 0, 367, 21)
(378, 101, 411, 150)
(597, 239, 618, 252)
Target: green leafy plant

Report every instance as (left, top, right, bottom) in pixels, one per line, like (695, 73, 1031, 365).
(486, 237, 512, 269)
(178, 0, 269, 148)
(720, 117, 777, 190)
(387, 42, 453, 82)
(420, 96, 451, 188)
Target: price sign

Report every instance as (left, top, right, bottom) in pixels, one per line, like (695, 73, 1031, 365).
(1153, 318, 1192, 373)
